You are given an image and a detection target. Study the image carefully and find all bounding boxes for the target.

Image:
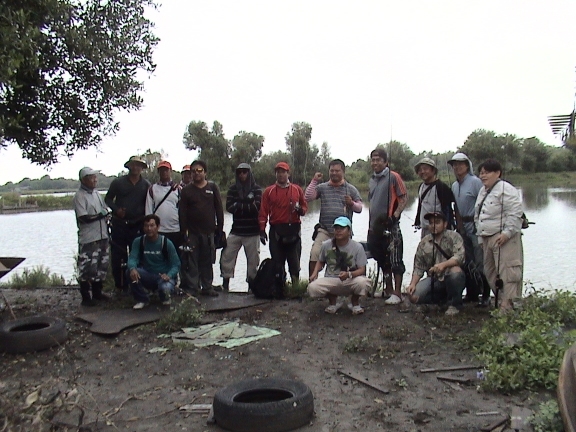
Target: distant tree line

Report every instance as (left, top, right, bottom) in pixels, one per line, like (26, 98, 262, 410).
(3, 125, 575, 193)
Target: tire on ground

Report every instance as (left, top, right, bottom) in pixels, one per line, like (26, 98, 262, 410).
(213, 377, 314, 432)
(0, 315, 67, 354)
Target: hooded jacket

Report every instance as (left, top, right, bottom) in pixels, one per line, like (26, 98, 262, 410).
(226, 163, 262, 236)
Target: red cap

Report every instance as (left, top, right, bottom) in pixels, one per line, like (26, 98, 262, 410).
(157, 161, 172, 170)
(182, 165, 191, 172)
(275, 162, 290, 171)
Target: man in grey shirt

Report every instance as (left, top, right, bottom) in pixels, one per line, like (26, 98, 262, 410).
(73, 167, 110, 306)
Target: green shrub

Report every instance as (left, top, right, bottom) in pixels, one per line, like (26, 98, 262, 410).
(530, 399, 564, 432)
(156, 298, 204, 332)
(1, 266, 66, 289)
(284, 278, 308, 299)
(472, 290, 576, 392)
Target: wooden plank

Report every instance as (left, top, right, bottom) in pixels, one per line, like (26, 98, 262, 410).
(337, 370, 390, 394)
(436, 375, 471, 384)
(420, 365, 482, 373)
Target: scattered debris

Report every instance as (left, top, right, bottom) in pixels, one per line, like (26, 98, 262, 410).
(436, 375, 472, 385)
(148, 347, 169, 354)
(179, 404, 212, 413)
(171, 320, 280, 348)
(510, 406, 533, 430)
(480, 416, 509, 431)
(337, 370, 390, 395)
(420, 365, 483, 373)
(476, 411, 501, 416)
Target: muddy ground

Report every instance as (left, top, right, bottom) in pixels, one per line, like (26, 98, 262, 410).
(0, 287, 546, 432)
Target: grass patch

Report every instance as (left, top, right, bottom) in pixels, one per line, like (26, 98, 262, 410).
(1, 265, 66, 289)
(156, 297, 204, 332)
(284, 278, 308, 299)
(343, 335, 372, 353)
(470, 289, 576, 392)
(529, 399, 564, 432)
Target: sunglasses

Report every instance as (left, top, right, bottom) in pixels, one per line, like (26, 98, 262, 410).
(192, 168, 204, 173)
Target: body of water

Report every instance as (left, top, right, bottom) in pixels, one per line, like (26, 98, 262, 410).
(1, 185, 575, 292)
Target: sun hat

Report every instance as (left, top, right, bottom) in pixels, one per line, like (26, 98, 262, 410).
(414, 157, 437, 174)
(124, 156, 148, 169)
(79, 167, 100, 179)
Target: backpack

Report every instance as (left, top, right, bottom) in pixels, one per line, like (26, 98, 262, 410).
(249, 258, 286, 299)
(138, 235, 168, 265)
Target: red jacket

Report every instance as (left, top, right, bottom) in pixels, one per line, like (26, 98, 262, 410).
(259, 183, 308, 230)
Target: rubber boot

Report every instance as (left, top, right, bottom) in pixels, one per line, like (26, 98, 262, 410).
(222, 278, 230, 292)
(80, 281, 96, 307)
(92, 281, 110, 301)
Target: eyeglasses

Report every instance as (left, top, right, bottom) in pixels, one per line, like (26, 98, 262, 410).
(192, 168, 204, 173)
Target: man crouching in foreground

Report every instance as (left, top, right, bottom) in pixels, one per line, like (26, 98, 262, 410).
(406, 212, 465, 316)
(307, 217, 371, 315)
(127, 214, 181, 310)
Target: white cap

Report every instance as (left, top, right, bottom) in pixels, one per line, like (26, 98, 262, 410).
(79, 167, 101, 179)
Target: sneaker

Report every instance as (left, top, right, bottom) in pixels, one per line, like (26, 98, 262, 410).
(133, 302, 147, 310)
(445, 306, 459, 316)
(201, 288, 219, 297)
(351, 305, 364, 315)
(373, 291, 383, 298)
(324, 302, 343, 314)
(384, 294, 402, 305)
(161, 299, 171, 306)
(347, 303, 354, 311)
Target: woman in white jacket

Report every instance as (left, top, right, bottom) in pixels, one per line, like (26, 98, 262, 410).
(474, 159, 523, 311)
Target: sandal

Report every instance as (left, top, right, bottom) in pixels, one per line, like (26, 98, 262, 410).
(324, 302, 343, 314)
(351, 305, 364, 315)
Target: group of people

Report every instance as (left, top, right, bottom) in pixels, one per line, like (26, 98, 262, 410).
(72, 149, 524, 314)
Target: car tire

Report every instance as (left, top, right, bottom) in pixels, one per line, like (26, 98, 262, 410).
(0, 315, 67, 354)
(213, 377, 314, 432)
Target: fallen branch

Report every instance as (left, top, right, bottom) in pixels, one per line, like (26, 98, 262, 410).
(420, 365, 482, 373)
(337, 370, 390, 395)
(480, 416, 508, 431)
(436, 375, 471, 384)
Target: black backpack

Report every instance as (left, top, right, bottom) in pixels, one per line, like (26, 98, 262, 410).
(249, 259, 286, 299)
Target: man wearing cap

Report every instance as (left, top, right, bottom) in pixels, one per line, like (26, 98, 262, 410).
(180, 165, 192, 187)
(308, 217, 371, 315)
(367, 147, 408, 305)
(414, 157, 456, 238)
(179, 160, 224, 296)
(219, 163, 262, 291)
(304, 159, 363, 275)
(73, 167, 110, 306)
(105, 156, 150, 293)
(406, 211, 465, 316)
(145, 160, 182, 251)
(259, 162, 308, 284)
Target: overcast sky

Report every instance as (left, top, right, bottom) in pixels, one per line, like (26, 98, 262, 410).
(1, 0, 575, 185)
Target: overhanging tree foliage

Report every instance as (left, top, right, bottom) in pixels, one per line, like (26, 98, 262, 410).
(0, 0, 159, 165)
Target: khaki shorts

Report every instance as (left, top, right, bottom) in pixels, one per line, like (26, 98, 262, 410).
(309, 228, 332, 262)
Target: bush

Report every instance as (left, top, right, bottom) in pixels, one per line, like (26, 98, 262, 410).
(156, 297, 204, 332)
(530, 399, 564, 432)
(284, 279, 308, 299)
(1, 266, 66, 289)
(472, 290, 576, 392)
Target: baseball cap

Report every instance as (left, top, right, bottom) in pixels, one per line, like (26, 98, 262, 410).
(423, 211, 446, 221)
(333, 216, 352, 228)
(275, 162, 290, 171)
(182, 165, 191, 172)
(414, 157, 437, 173)
(447, 152, 469, 166)
(157, 161, 172, 170)
(124, 156, 148, 169)
(79, 167, 100, 179)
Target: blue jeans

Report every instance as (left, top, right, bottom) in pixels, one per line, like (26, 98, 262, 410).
(413, 271, 465, 308)
(128, 268, 175, 303)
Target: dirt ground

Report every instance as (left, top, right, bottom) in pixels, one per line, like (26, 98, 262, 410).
(0, 287, 546, 432)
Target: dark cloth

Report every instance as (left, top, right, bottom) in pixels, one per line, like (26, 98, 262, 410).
(105, 175, 150, 222)
(367, 223, 406, 276)
(179, 182, 224, 236)
(226, 173, 262, 236)
(414, 179, 456, 229)
(161, 231, 184, 254)
(269, 224, 301, 279)
(109, 222, 141, 289)
(180, 233, 215, 291)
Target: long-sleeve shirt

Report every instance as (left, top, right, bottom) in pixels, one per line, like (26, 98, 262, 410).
(128, 235, 180, 278)
(179, 181, 224, 236)
(413, 230, 465, 281)
(259, 183, 307, 230)
(73, 185, 108, 244)
(105, 175, 150, 222)
(451, 173, 483, 236)
(145, 182, 181, 233)
(474, 180, 523, 242)
(304, 179, 362, 233)
(226, 183, 262, 236)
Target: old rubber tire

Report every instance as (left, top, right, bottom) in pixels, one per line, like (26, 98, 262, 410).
(213, 378, 314, 432)
(0, 315, 67, 354)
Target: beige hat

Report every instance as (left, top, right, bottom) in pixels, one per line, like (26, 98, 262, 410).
(124, 156, 148, 169)
(414, 157, 437, 174)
